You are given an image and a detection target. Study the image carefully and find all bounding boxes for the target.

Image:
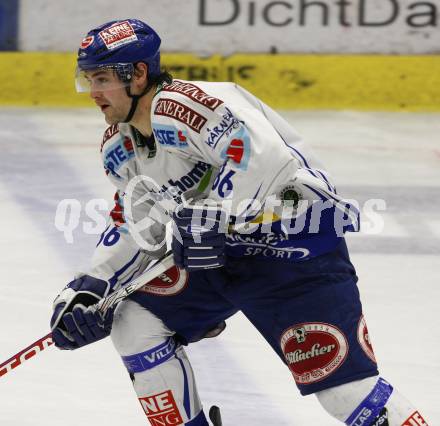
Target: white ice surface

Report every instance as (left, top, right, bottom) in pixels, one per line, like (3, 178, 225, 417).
(0, 109, 439, 425)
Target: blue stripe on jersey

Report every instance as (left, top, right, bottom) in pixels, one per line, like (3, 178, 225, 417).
(314, 169, 336, 193)
(275, 130, 336, 194)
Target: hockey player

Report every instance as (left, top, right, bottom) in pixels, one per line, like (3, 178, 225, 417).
(50, 19, 429, 426)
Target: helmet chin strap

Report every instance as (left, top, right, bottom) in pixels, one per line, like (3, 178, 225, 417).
(122, 82, 154, 123)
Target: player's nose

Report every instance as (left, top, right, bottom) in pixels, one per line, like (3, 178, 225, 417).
(90, 89, 103, 102)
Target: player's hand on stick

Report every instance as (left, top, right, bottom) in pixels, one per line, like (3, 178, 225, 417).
(50, 275, 114, 350)
(172, 200, 228, 271)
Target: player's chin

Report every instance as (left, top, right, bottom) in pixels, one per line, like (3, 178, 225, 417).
(103, 111, 120, 125)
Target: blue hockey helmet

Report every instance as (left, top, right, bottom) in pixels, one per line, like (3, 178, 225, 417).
(75, 19, 161, 93)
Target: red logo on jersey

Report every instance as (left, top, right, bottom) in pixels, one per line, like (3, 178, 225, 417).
(226, 139, 244, 164)
(110, 192, 125, 227)
(139, 390, 183, 426)
(80, 36, 94, 49)
(163, 81, 224, 111)
(402, 411, 428, 425)
(357, 315, 377, 363)
(101, 124, 119, 152)
(155, 98, 207, 133)
(178, 130, 187, 142)
(123, 136, 134, 153)
(139, 266, 188, 296)
(280, 322, 348, 385)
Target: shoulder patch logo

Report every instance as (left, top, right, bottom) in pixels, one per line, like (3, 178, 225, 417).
(154, 98, 207, 133)
(163, 80, 224, 111)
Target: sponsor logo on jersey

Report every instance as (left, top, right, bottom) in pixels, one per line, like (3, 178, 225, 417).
(99, 21, 137, 50)
(163, 80, 224, 111)
(110, 191, 125, 227)
(152, 124, 189, 149)
(155, 98, 207, 133)
(242, 245, 310, 260)
(402, 411, 428, 426)
(148, 161, 211, 201)
(103, 136, 135, 176)
(139, 390, 183, 426)
(219, 126, 251, 171)
(80, 35, 94, 49)
(357, 315, 377, 363)
(280, 322, 348, 385)
(204, 107, 241, 148)
(139, 266, 188, 296)
(226, 139, 244, 163)
(101, 124, 119, 152)
(226, 233, 311, 260)
(227, 233, 288, 246)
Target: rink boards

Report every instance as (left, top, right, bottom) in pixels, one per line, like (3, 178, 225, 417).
(2, 52, 440, 111)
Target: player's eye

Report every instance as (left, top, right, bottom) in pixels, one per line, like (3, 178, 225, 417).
(96, 77, 109, 85)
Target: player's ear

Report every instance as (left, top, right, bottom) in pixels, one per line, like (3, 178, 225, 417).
(133, 62, 148, 84)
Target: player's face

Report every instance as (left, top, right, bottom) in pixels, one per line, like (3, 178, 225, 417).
(87, 70, 131, 124)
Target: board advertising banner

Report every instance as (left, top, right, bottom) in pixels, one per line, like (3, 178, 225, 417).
(19, 0, 439, 54)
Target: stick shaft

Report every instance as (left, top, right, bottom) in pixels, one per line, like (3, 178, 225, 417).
(0, 333, 54, 377)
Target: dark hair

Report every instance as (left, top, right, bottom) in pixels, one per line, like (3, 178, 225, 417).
(150, 70, 173, 86)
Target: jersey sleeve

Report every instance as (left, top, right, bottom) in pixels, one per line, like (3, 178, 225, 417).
(87, 193, 155, 291)
(88, 127, 167, 289)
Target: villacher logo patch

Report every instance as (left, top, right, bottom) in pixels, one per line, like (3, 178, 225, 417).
(280, 322, 348, 385)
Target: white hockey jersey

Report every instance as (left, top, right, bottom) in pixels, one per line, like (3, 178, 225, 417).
(89, 80, 359, 289)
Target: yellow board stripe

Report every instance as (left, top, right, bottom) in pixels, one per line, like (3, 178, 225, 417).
(1, 52, 439, 110)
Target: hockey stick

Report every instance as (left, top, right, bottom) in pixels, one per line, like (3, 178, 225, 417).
(0, 251, 174, 378)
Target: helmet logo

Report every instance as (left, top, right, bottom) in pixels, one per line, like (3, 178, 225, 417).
(98, 21, 138, 50)
(80, 36, 94, 49)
